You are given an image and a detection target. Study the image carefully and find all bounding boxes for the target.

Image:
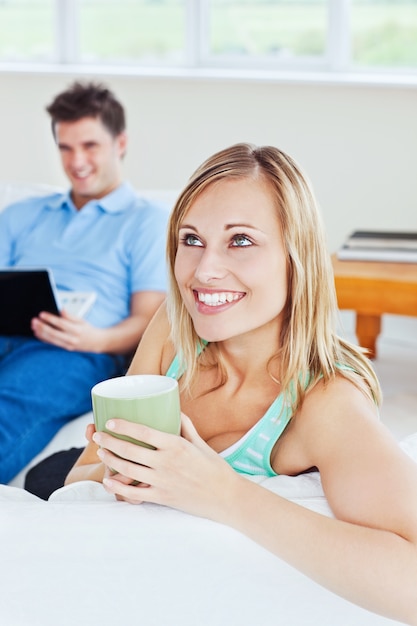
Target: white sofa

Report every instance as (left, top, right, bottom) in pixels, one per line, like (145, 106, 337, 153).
(1, 182, 416, 626)
(0, 181, 177, 488)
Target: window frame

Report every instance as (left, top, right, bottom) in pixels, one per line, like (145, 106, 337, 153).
(0, 0, 416, 89)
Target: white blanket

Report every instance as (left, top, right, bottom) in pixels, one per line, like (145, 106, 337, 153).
(2, 433, 417, 626)
(1, 181, 414, 624)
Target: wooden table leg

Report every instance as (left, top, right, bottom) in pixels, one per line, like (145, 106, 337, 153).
(355, 314, 382, 359)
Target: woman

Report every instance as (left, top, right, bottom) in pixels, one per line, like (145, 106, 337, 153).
(66, 143, 417, 624)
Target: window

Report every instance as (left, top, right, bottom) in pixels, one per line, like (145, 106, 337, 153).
(202, 0, 329, 68)
(351, 0, 417, 69)
(0, 0, 416, 77)
(0, 0, 55, 63)
(78, 0, 187, 66)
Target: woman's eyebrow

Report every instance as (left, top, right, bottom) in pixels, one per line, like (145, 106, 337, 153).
(178, 222, 262, 233)
(224, 223, 258, 231)
(178, 223, 196, 231)
(179, 222, 258, 229)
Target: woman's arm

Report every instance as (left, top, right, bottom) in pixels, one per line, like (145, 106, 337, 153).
(90, 378, 417, 625)
(65, 302, 173, 485)
(229, 378, 417, 624)
(64, 425, 104, 485)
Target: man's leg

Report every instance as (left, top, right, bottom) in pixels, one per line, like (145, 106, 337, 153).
(0, 336, 124, 484)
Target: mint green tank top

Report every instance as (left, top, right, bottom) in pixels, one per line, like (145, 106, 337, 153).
(165, 354, 292, 477)
(166, 350, 360, 477)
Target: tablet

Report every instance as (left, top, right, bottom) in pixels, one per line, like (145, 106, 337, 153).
(0, 268, 96, 336)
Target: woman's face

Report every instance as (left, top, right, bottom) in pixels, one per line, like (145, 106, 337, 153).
(174, 176, 288, 343)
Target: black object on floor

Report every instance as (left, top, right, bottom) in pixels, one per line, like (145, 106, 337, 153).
(24, 447, 84, 500)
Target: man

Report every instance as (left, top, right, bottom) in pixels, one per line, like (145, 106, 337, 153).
(0, 81, 168, 484)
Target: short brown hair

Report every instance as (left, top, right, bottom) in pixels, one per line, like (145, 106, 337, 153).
(46, 81, 126, 137)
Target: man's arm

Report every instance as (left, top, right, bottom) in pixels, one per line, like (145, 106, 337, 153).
(31, 290, 166, 355)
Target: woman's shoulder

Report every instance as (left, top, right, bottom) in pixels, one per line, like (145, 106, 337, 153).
(128, 302, 175, 375)
(293, 372, 380, 462)
(302, 370, 377, 422)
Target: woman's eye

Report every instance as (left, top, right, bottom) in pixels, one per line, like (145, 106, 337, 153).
(181, 234, 203, 247)
(231, 234, 252, 247)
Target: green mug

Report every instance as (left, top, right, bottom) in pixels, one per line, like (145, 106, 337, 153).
(91, 374, 181, 449)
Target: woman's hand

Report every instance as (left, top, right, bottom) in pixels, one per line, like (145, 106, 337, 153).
(91, 413, 239, 519)
(85, 422, 96, 443)
(64, 422, 105, 486)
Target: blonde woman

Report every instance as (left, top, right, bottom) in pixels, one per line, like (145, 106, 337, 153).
(67, 144, 417, 625)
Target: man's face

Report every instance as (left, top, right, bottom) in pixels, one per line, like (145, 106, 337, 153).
(55, 116, 127, 209)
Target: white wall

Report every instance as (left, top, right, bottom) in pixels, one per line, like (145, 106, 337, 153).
(1, 69, 416, 344)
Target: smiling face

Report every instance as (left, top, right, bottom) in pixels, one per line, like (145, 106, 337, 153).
(174, 176, 288, 344)
(55, 116, 127, 209)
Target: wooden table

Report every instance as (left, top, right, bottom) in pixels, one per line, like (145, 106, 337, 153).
(332, 255, 417, 358)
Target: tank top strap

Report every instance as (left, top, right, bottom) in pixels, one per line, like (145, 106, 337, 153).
(165, 340, 208, 380)
(165, 354, 183, 380)
(223, 393, 293, 476)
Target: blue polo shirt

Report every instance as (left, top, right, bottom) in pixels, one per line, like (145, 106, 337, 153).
(0, 182, 169, 328)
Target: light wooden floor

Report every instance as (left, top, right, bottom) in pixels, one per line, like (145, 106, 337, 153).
(373, 339, 417, 441)
(338, 311, 417, 441)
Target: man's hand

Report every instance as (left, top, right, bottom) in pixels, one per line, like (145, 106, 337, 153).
(31, 309, 104, 352)
(31, 292, 166, 355)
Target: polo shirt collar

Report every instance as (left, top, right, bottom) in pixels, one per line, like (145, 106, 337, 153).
(45, 182, 135, 214)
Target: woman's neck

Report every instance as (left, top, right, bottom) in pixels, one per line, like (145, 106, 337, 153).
(213, 321, 282, 384)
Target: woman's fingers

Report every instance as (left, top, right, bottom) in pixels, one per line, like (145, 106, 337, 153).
(92, 421, 177, 489)
(104, 472, 149, 505)
(92, 416, 238, 515)
(85, 423, 96, 443)
(95, 418, 169, 451)
(103, 476, 157, 504)
(180, 412, 201, 442)
(93, 415, 208, 457)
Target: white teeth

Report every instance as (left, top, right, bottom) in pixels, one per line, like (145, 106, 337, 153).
(74, 170, 91, 179)
(197, 291, 241, 306)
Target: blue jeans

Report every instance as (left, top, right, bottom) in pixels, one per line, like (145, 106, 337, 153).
(0, 336, 126, 484)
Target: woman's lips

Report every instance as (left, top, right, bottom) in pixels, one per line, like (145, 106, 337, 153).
(194, 290, 245, 307)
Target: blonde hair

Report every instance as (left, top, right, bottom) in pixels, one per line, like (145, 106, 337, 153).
(166, 143, 381, 409)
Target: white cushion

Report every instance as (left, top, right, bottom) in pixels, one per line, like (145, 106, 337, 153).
(0, 181, 63, 212)
(0, 180, 178, 213)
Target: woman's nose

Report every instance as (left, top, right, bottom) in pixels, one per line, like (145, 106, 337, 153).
(194, 247, 228, 283)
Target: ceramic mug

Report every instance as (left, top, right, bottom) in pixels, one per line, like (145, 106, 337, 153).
(91, 374, 181, 449)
